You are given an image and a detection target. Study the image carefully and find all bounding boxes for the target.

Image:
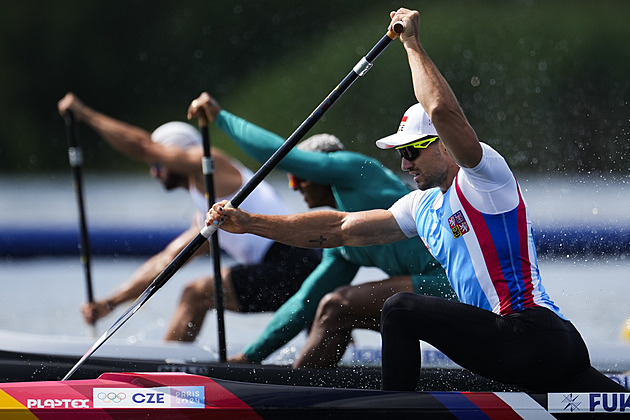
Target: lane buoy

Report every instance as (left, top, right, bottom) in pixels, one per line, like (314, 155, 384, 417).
(622, 317, 630, 342)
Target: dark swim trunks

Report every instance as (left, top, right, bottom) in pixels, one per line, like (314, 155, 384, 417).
(230, 242, 321, 312)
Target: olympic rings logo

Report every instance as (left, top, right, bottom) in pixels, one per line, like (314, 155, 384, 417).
(96, 391, 127, 404)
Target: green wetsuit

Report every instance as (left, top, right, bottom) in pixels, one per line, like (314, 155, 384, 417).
(216, 110, 454, 362)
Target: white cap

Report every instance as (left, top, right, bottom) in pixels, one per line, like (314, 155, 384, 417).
(375, 103, 437, 149)
(298, 134, 345, 153)
(151, 121, 201, 150)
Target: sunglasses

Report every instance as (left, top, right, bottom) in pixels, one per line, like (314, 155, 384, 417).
(395, 136, 439, 161)
(288, 173, 304, 189)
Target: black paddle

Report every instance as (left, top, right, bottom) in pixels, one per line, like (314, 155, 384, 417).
(62, 22, 404, 381)
(198, 115, 227, 362)
(63, 111, 96, 334)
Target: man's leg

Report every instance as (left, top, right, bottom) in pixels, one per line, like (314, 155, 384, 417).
(164, 268, 238, 342)
(380, 292, 425, 390)
(294, 276, 413, 368)
(380, 293, 615, 392)
(381, 292, 523, 390)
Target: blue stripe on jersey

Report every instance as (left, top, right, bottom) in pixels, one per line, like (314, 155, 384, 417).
(482, 209, 527, 312)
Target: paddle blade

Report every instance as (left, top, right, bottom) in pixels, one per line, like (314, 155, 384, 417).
(62, 287, 153, 380)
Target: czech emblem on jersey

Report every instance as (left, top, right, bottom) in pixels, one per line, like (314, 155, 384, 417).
(448, 210, 470, 238)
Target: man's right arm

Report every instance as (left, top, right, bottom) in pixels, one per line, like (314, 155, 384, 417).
(391, 9, 482, 169)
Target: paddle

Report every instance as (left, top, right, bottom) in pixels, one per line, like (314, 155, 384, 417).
(197, 115, 227, 362)
(63, 111, 96, 335)
(61, 22, 404, 381)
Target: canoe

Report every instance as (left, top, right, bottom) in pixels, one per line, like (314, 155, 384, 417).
(0, 329, 628, 394)
(0, 371, 628, 419)
(0, 330, 512, 391)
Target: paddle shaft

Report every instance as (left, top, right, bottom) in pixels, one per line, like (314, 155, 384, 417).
(64, 111, 95, 306)
(199, 121, 227, 362)
(62, 23, 403, 380)
(227, 27, 402, 209)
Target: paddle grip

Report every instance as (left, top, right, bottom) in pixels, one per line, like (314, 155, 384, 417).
(387, 21, 404, 39)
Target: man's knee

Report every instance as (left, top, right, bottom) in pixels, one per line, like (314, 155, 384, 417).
(180, 277, 214, 305)
(381, 292, 427, 327)
(383, 292, 418, 313)
(316, 291, 349, 322)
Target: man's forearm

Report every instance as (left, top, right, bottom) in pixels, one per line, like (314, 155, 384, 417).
(403, 36, 481, 168)
(105, 252, 170, 307)
(245, 211, 346, 249)
(108, 225, 204, 307)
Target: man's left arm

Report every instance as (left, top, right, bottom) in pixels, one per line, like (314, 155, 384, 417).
(207, 202, 406, 249)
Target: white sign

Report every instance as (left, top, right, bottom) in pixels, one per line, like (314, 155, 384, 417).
(548, 393, 630, 413)
(93, 386, 204, 409)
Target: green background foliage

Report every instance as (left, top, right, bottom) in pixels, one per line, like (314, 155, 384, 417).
(1, 0, 629, 176)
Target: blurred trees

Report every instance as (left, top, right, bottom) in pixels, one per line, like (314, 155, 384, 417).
(1, 0, 629, 175)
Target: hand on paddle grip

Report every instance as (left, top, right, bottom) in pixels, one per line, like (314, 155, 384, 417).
(188, 92, 223, 124)
(81, 300, 113, 325)
(202, 200, 244, 238)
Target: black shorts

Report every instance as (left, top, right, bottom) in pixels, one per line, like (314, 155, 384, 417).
(230, 242, 321, 312)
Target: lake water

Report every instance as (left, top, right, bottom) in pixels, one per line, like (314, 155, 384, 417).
(1, 172, 630, 366)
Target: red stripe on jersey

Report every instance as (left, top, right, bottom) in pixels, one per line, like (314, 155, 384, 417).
(515, 185, 536, 307)
(454, 175, 514, 315)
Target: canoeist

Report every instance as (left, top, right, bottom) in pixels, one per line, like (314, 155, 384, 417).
(57, 93, 320, 342)
(204, 8, 627, 392)
(189, 93, 454, 368)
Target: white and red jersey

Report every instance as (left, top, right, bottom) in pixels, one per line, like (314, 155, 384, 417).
(390, 143, 564, 318)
